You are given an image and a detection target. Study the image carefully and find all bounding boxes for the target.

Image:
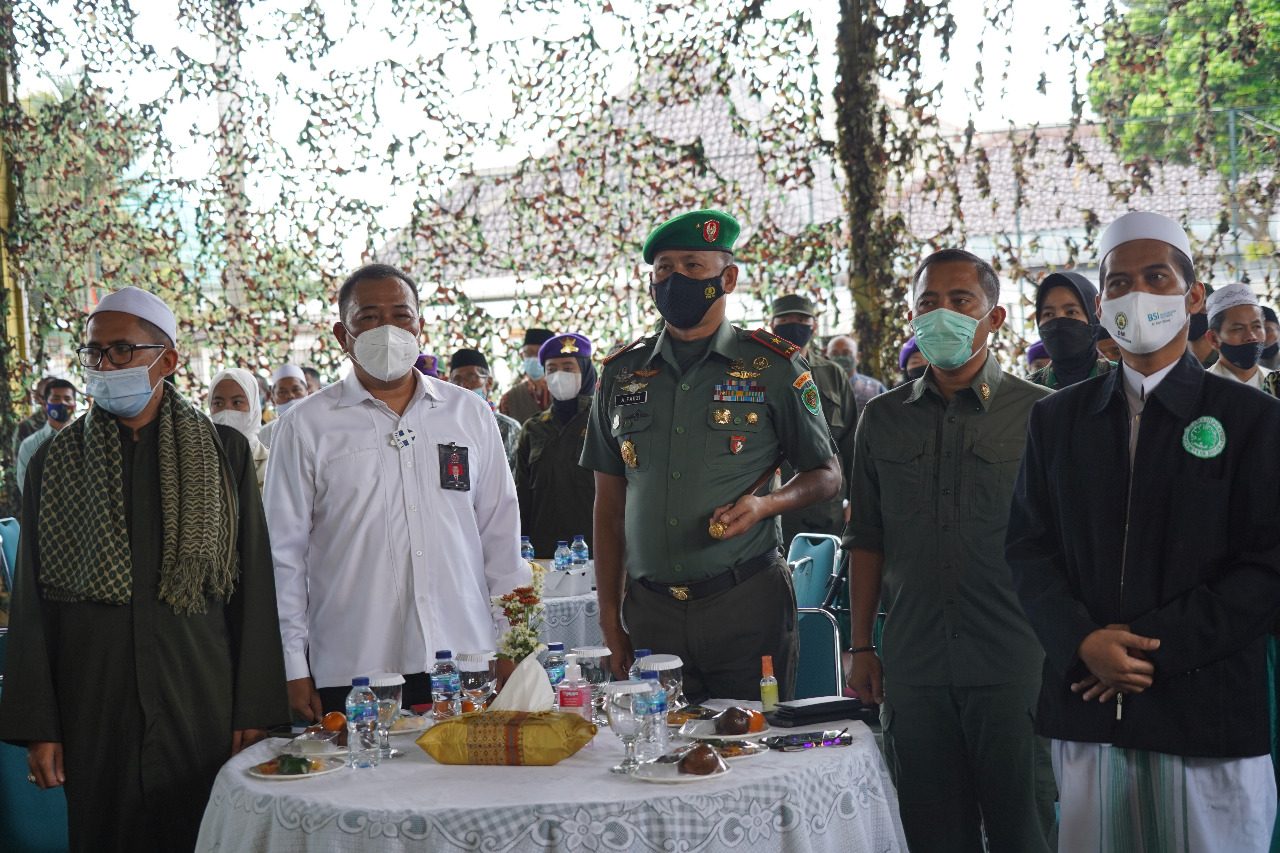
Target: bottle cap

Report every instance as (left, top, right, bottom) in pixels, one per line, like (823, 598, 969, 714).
(435, 649, 452, 659)
(548, 642, 564, 651)
(641, 670, 659, 680)
(762, 655, 774, 677)
(557, 541, 568, 546)
(633, 649, 652, 660)
(352, 676, 370, 686)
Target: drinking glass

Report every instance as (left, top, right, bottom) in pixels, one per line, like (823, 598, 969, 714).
(457, 651, 496, 711)
(604, 682, 648, 774)
(370, 676, 404, 759)
(572, 646, 612, 725)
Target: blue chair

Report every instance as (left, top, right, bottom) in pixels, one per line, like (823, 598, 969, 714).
(794, 608, 844, 699)
(0, 684, 70, 852)
(788, 533, 842, 609)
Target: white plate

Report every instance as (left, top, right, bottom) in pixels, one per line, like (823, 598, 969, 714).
(632, 761, 732, 783)
(247, 756, 346, 781)
(677, 719, 772, 741)
(388, 720, 433, 737)
(280, 738, 344, 756)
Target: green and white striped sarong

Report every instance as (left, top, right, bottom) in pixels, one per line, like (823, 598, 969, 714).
(1052, 739, 1275, 852)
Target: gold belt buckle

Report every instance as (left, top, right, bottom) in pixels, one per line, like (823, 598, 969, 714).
(669, 585, 690, 601)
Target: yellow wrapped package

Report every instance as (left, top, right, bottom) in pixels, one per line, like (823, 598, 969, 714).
(416, 710, 598, 765)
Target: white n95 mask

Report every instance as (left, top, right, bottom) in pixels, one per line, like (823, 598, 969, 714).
(346, 324, 421, 382)
(210, 408, 259, 438)
(545, 371, 582, 401)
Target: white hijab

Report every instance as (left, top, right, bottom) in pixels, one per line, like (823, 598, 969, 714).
(208, 367, 264, 452)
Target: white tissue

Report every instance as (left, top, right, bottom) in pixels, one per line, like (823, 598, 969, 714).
(488, 647, 555, 713)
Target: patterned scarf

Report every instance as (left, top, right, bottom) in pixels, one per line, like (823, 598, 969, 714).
(38, 383, 239, 614)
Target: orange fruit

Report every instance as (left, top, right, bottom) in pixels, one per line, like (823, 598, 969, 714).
(461, 700, 476, 713)
(748, 710, 766, 732)
(321, 711, 347, 732)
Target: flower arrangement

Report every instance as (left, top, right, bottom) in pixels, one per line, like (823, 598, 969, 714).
(493, 561, 546, 662)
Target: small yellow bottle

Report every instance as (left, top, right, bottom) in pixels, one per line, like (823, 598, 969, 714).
(760, 655, 779, 712)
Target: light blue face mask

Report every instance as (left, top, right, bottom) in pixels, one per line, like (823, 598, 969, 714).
(473, 386, 488, 401)
(911, 308, 984, 370)
(524, 356, 545, 380)
(84, 352, 164, 418)
(276, 398, 299, 417)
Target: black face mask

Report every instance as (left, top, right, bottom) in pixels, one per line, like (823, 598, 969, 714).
(651, 272, 724, 330)
(1263, 342, 1279, 360)
(1219, 340, 1264, 370)
(1188, 311, 1209, 341)
(772, 322, 814, 348)
(1038, 317, 1097, 363)
(905, 365, 927, 381)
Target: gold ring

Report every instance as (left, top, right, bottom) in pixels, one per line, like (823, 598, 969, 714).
(708, 521, 727, 539)
(27, 772, 37, 784)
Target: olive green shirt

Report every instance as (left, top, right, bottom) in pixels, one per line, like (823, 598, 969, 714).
(581, 319, 838, 583)
(1029, 357, 1115, 390)
(843, 353, 1050, 687)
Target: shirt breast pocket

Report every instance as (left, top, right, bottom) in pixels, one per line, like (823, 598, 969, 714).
(611, 413, 653, 474)
(703, 404, 766, 469)
(870, 440, 929, 515)
(970, 438, 1025, 518)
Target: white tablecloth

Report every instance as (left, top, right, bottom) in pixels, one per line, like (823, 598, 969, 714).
(197, 715, 906, 853)
(539, 591, 603, 651)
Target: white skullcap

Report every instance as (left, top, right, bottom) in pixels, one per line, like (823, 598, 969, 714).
(1206, 281, 1260, 322)
(88, 286, 177, 346)
(1097, 211, 1193, 266)
(271, 364, 306, 386)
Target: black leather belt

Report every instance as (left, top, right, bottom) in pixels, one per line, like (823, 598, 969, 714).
(637, 550, 778, 602)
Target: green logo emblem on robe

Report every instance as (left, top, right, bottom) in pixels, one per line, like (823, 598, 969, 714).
(1182, 416, 1225, 459)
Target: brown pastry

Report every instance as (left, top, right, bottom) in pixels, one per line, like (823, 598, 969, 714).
(713, 707, 752, 735)
(678, 744, 726, 775)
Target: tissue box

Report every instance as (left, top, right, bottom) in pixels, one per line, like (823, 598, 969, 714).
(543, 567, 592, 597)
(416, 710, 597, 765)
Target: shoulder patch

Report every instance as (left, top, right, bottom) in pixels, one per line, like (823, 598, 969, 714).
(750, 328, 800, 359)
(602, 336, 652, 365)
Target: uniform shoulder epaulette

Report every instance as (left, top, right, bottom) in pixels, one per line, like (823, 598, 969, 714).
(602, 336, 653, 365)
(749, 327, 801, 359)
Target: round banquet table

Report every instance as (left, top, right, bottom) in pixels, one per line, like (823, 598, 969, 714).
(539, 590, 604, 651)
(196, 712, 907, 853)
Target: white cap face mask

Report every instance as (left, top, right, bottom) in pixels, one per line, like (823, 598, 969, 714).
(1099, 290, 1188, 355)
(345, 324, 421, 382)
(545, 370, 582, 401)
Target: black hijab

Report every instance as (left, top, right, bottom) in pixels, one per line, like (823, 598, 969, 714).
(1035, 272, 1100, 387)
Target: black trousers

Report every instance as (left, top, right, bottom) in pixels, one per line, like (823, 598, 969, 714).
(622, 553, 798, 703)
(316, 671, 434, 716)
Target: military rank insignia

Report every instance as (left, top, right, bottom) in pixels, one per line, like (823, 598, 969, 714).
(750, 328, 800, 358)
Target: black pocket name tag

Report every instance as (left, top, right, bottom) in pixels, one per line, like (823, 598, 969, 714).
(614, 391, 648, 407)
(438, 443, 470, 491)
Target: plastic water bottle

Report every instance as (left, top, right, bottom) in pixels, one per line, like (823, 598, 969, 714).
(636, 673, 669, 760)
(520, 536, 535, 561)
(570, 535, 589, 568)
(544, 642, 567, 693)
(553, 541, 571, 570)
(430, 650, 462, 719)
(628, 649, 652, 681)
(345, 677, 380, 768)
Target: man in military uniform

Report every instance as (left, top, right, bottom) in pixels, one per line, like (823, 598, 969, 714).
(581, 209, 841, 701)
(514, 333, 597, 558)
(767, 293, 858, 545)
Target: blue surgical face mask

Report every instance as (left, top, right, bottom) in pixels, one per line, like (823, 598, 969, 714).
(473, 386, 489, 401)
(84, 352, 165, 418)
(524, 356, 545, 380)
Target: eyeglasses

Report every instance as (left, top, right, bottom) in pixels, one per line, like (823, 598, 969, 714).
(76, 343, 167, 369)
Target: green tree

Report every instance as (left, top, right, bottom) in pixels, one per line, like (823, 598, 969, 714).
(1088, 0, 1280, 244)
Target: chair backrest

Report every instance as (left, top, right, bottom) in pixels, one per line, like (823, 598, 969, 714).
(794, 607, 844, 700)
(0, 686, 69, 852)
(787, 533, 842, 609)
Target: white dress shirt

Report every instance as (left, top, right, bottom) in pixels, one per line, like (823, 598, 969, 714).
(264, 368, 531, 688)
(1207, 358, 1272, 391)
(1120, 359, 1180, 464)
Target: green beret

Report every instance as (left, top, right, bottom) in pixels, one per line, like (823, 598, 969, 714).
(771, 293, 818, 319)
(642, 209, 741, 264)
